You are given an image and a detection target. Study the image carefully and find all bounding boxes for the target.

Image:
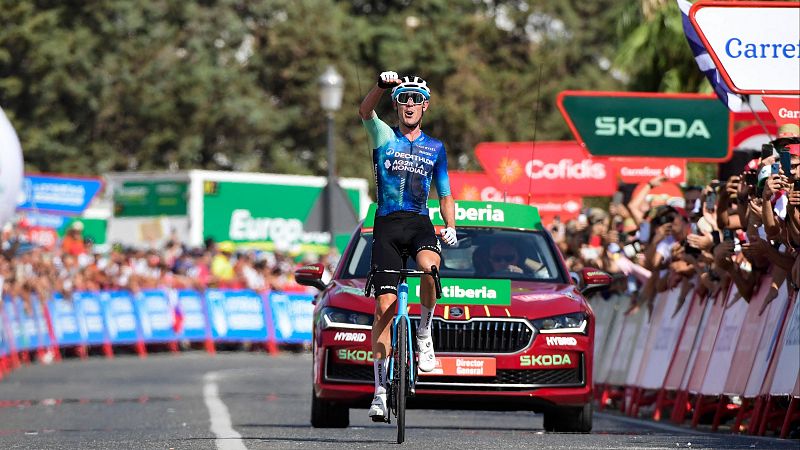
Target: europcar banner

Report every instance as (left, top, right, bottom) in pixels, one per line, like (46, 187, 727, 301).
(690, 1, 800, 95)
(206, 289, 268, 341)
(0, 107, 23, 228)
(474, 141, 617, 196)
(268, 292, 314, 343)
(100, 291, 140, 344)
(73, 291, 107, 345)
(557, 91, 732, 160)
(17, 174, 103, 216)
(49, 294, 84, 347)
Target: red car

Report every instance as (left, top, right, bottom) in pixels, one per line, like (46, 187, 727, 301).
(297, 201, 611, 432)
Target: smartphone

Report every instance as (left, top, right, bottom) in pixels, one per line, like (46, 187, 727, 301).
(780, 151, 792, 176)
(744, 171, 757, 187)
(684, 241, 701, 256)
(705, 191, 717, 211)
(612, 192, 624, 205)
(771, 162, 781, 175)
(761, 143, 775, 159)
(795, 179, 800, 191)
(723, 228, 735, 242)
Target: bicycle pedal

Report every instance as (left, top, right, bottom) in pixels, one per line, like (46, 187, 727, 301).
(371, 415, 388, 423)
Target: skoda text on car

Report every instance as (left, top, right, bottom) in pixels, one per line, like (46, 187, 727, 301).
(297, 201, 611, 432)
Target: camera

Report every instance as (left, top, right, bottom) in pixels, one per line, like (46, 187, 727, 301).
(622, 241, 642, 259)
(722, 228, 735, 242)
(761, 143, 775, 159)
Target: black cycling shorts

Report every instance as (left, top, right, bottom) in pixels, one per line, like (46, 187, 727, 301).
(370, 211, 441, 297)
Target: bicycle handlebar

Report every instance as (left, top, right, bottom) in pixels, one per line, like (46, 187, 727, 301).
(364, 266, 443, 299)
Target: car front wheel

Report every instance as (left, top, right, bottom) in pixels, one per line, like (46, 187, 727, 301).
(310, 388, 350, 428)
(543, 402, 592, 433)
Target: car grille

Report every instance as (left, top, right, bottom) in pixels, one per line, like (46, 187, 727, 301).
(410, 318, 534, 354)
(324, 351, 585, 390)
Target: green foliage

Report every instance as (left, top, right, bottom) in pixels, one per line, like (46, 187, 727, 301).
(1, 0, 710, 187)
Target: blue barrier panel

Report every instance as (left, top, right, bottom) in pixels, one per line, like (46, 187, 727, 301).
(31, 297, 51, 349)
(3, 297, 24, 351)
(16, 298, 39, 351)
(268, 292, 314, 344)
(73, 292, 107, 345)
(206, 289, 268, 341)
(135, 290, 177, 343)
(176, 290, 208, 342)
(100, 291, 140, 344)
(49, 295, 84, 347)
(0, 300, 8, 358)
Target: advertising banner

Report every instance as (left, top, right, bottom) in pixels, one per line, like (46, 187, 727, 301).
(0, 107, 23, 228)
(73, 292, 107, 345)
(100, 291, 140, 344)
(769, 291, 800, 395)
(17, 174, 103, 216)
(406, 278, 512, 306)
(49, 294, 84, 347)
(608, 157, 687, 184)
(202, 181, 361, 251)
(557, 91, 732, 160)
(268, 292, 314, 343)
(700, 286, 749, 395)
(663, 292, 708, 390)
(475, 141, 617, 196)
(114, 180, 188, 217)
(4, 298, 26, 351)
(18, 298, 42, 351)
(744, 283, 792, 397)
(206, 289, 268, 341)
(176, 290, 209, 341)
(761, 96, 800, 126)
(637, 288, 690, 389)
(690, 2, 800, 94)
(605, 309, 645, 386)
(594, 294, 632, 385)
(0, 301, 8, 358)
(135, 290, 177, 343)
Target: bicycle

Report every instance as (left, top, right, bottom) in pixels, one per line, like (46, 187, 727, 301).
(364, 258, 443, 444)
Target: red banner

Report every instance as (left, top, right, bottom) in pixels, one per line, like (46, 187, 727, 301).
(608, 157, 687, 184)
(448, 171, 582, 221)
(418, 356, 496, 377)
(474, 141, 617, 196)
(761, 96, 800, 127)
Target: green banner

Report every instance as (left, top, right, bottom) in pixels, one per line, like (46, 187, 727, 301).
(558, 92, 730, 159)
(363, 200, 542, 231)
(114, 181, 187, 217)
(406, 278, 511, 305)
(202, 181, 359, 251)
(59, 218, 107, 245)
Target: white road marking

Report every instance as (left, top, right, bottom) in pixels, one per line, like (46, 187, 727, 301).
(203, 372, 248, 450)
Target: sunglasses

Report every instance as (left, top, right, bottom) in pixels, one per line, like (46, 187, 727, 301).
(490, 253, 517, 263)
(395, 92, 426, 105)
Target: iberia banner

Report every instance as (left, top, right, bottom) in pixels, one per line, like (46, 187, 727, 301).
(406, 278, 511, 306)
(474, 141, 617, 196)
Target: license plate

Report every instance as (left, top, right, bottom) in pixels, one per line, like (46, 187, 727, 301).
(419, 357, 496, 377)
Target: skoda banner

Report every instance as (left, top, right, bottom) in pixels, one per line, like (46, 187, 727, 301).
(474, 141, 617, 196)
(557, 91, 732, 160)
(202, 181, 360, 252)
(0, 107, 23, 227)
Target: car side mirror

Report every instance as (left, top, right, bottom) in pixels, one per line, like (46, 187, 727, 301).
(295, 263, 327, 291)
(578, 267, 612, 298)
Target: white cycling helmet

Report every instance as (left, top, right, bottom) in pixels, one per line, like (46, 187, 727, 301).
(391, 76, 431, 101)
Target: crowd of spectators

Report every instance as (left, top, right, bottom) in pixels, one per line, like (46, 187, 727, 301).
(1, 220, 334, 313)
(553, 124, 800, 313)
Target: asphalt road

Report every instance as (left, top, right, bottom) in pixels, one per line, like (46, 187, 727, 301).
(0, 352, 795, 449)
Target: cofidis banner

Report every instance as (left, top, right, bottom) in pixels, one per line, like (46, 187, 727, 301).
(206, 289, 268, 341)
(268, 292, 314, 343)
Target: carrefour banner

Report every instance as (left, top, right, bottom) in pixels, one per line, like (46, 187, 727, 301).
(17, 174, 103, 215)
(202, 181, 360, 252)
(206, 289, 268, 341)
(73, 292, 107, 345)
(49, 295, 83, 347)
(100, 291, 140, 344)
(135, 290, 177, 343)
(268, 292, 314, 343)
(176, 290, 209, 341)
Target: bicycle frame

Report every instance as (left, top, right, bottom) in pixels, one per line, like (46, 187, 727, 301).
(388, 274, 415, 390)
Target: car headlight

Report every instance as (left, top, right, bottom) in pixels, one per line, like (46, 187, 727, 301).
(532, 312, 587, 334)
(319, 307, 373, 330)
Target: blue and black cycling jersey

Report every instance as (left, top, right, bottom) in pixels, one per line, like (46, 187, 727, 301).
(362, 113, 451, 217)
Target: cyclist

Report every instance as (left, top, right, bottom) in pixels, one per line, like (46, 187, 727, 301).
(358, 71, 457, 421)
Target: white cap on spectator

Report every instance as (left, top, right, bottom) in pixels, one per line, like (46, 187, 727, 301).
(667, 197, 685, 209)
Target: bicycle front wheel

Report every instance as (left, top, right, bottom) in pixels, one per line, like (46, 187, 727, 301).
(394, 319, 408, 444)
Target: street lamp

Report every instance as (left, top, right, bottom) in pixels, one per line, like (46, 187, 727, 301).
(318, 65, 345, 246)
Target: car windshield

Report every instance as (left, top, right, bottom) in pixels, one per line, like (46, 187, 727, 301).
(340, 228, 566, 283)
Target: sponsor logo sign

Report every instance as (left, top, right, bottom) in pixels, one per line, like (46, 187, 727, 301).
(206, 289, 268, 341)
(333, 331, 367, 342)
(419, 357, 497, 377)
(114, 180, 187, 217)
(545, 336, 577, 346)
(474, 141, 617, 196)
(336, 348, 373, 364)
(608, 157, 687, 184)
(690, 2, 800, 95)
(176, 290, 209, 341)
(134, 290, 177, 342)
(520, 353, 573, 367)
(268, 292, 314, 343)
(203, 181, 361, 251)
(73, 291, 107, 345)
(406, 278, 511, 306)
(761, 96, 800, 126)
(363, 200, 543, 231)
(557, 91, 732, 160)
(17, 174, 103, 216)
(49, 294, 83, 346)
(100, 291, 140, 344)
